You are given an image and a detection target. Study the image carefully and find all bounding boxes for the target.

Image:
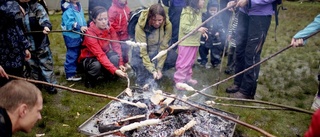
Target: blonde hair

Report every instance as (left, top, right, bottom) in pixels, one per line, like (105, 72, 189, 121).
(0, 80, 42, 112)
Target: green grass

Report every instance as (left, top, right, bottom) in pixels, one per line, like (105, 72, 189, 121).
(14, 1, 320, 137)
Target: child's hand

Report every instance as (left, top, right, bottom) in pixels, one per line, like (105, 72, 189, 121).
(236, 0, 248, 8)
(43, 27, 50, 34)
(80, 26, 88, 33)
(290, 38, 304, 47)
(119, 65, 126, 72)
(198, 27, 208, 34)
(215, 32, 219, 36)
(202, 33, 208, 41)
(25, 50, 31, 61)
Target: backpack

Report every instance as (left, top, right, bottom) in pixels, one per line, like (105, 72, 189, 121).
(127, 7, 148, 40)
(273, 0, 287, 41)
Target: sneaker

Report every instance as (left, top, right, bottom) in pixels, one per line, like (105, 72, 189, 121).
(205, 63, 212, 69)
(187, 79, 198, 86)
(226, 84, 240, 93)
(311, 96, 320, 111)
(66, 75, 82, 81)
(197, 57, 202, 63)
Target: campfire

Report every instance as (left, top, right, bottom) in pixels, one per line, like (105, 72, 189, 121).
(78, 88, 238, 137)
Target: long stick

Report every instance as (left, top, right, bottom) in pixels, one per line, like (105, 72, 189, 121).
(189, 30, 320, 103)
(8, 75, 146, 108)
(25, 30, 127, 44)
(151, 2, 236, 61)
(206, 101, 292, 110)
(162, 94, 276, 137)
(194, 90, 313, 115)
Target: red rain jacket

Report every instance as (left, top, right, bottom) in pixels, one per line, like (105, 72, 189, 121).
(304, 109, 320, 137)
(78, 22, 123, 74)
(108, 0, 130, 40)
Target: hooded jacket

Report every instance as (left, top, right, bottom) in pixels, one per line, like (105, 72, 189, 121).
(179, 6, 202, 47)
(0, 0, 30, 69)
(61, 1, 87, 47)
(135, 8, 172, 73)
(108, 0, 130, 40)
(79, 22, 123, 75)
(16, 1, 51, 52)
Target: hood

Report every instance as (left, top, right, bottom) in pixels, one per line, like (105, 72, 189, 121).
(112, 0, 127, 8)
(207, 1, 219, 13)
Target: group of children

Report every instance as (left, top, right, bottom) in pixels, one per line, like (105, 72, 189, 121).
(19, 0, 235, 91)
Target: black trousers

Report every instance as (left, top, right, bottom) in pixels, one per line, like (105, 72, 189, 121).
(233, 11, 271, 97)
(81, 51, 120, 81)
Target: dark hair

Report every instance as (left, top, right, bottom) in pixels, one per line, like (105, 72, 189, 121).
(91, 6, 108, 20)
(186, 0, 201, 13)
(147, 3, 166, 24)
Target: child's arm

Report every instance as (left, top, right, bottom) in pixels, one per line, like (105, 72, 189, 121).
(35, 3, 52, 33)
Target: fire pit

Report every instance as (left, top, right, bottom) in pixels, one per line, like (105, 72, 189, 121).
(78, 88, 238, 136)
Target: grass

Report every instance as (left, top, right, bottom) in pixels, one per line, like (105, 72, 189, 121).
(14, 1, 320, 137)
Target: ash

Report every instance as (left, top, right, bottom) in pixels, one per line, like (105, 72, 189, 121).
(78, 89, 237, 137)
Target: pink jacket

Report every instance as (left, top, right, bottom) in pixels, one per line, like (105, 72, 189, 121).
(108, 0, 130, 40)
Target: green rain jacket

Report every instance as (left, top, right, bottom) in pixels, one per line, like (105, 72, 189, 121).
(135, 8, 172, 73)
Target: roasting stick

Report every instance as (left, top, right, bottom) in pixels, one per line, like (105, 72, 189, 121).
(161, 94, 276, 137)
(173, 119, 197, 136)
(189, 30, 320, 100)
(194, 90, 313, 115)
(205, 101, 288, 110)
(151, 2, 236, 62)
(91, 119, 161, 137)
(8, 75, 147, 108)
(24, 30, 147, 47)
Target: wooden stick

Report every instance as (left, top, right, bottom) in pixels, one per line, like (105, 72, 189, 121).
(151, 2, 236, 61)
(162, 94, 276, 137)
(205, 101, 289, 110)
(195, 91, 313, 115)
(8, 75, 146, 108)
(24, 30, 147, 47)
(190, 29, 320, 100)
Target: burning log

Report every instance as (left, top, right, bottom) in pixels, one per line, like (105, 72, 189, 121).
(150, 90, 165, 105)
(167, 105, 194, 115)
(174, 119, 197, 136)
(92, 119, 161, 137)
(98, 114, 146, 133)
(161, 94, 175, 106)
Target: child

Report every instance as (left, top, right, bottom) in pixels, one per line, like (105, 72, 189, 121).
(174, 0, 207, 90)
(16, 0, 58, 94)
(225, 10, 239, 74)
(198, 1, 225, 68)
(61, 0, 87, 81)
(108, 0, 130, 64)
(79, 6, 127, 88)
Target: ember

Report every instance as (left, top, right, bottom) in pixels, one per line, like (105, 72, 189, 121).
(78, 89, 238, 137)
